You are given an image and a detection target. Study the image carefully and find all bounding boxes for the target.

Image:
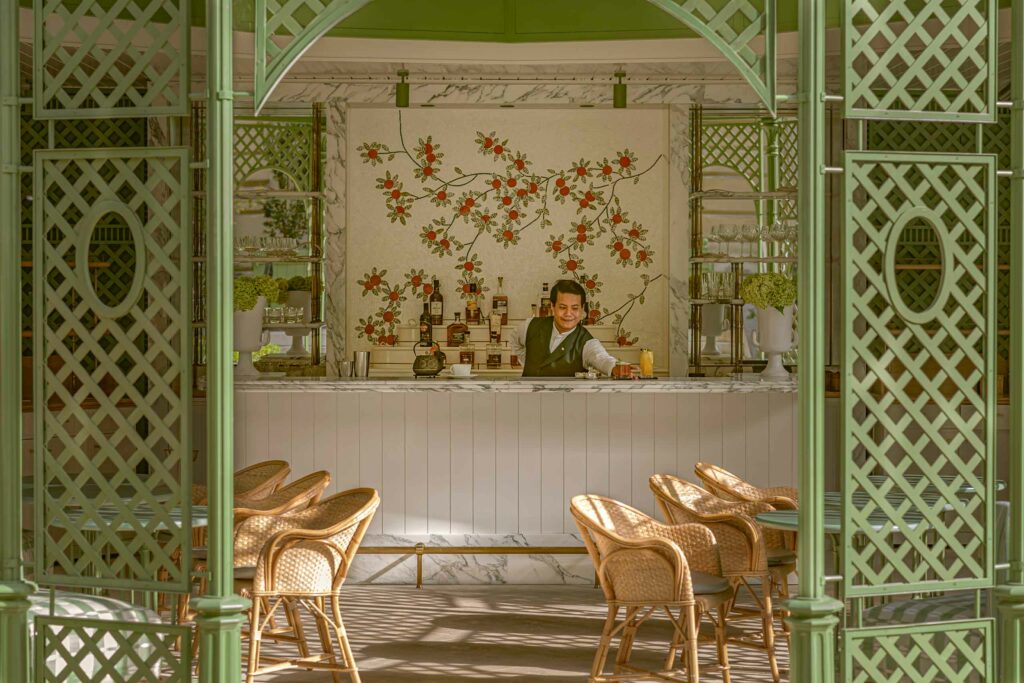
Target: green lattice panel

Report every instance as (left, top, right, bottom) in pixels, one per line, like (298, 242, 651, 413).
(843, 152, 996, 598)
(701, 120, 762, 189)
(866, 118, 1011, 372)
(844, 0, 997, 122)
(19, 106, 148, 357)
(33, 148, 192, 592)
(867, 121, 978, 155)
(844, 620, 993, 682)
(254, 0, 372, 111)
(33, 0, 189, 118)
(647, 0, 775, 112)
(234, 118, 314, 190)
(35, 617, 190, 682)
(776, 119, 798, 188)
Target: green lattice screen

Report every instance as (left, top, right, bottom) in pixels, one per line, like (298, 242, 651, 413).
(20, 106, 148, 358)
(35, 617, 191, 682)
(843, 0, 997, 122)
(33, 0, 189, 118)
(867, 116, 1011, 375)
(33, 148, 192, 596)
(701, 118, 763, 188)
(842, 151, 996, 680)
(234, 117, 315, 191)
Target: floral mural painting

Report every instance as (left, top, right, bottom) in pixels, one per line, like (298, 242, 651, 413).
(351, 109, 667, 348)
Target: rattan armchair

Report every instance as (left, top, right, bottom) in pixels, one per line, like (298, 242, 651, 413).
(650, 474, 795, 683)
(182, 471, 333, 638)
(191, 459, 291, 505)
(570, 494, 733, 683)
(235, 487, 380, 683)
(693, 463, 798, 510)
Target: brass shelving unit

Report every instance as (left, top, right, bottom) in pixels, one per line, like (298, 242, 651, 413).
(688, 105, 799, 376)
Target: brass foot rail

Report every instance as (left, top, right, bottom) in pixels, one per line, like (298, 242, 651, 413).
(359, 545, 589, 588)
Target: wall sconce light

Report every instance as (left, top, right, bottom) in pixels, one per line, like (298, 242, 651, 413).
(613, 71, 627, 109)
(395, 70, 409, 108)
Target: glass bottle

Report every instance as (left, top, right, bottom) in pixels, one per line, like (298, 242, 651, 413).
(419, 302, 432, 343)
(486, 343, 502, 369)
(447, 312, 469, 347)
(429, 278, 444, 325)
(538, 282, 551, 317)
(465, 283, 480, 324)
(489, 308, 503, 343)
(492, 276, 509, 325)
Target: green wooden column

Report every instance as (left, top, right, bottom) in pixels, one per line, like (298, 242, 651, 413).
(997, 0, 1024, 677)
(194, 0, 249, 679)
(0, 0, 32, 680)
(785, 0, 844, 677)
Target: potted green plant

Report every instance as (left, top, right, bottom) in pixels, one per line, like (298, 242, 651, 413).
(233, 276, 280, 376)
(739, 272, 797, 380)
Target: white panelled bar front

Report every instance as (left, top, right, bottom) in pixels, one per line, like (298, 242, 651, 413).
(228, 378, 797, 585)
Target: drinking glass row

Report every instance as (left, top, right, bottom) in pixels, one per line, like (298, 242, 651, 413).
(706, 220, 798, 246)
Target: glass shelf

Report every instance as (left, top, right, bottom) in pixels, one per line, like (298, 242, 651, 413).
(689, 189, 797, 201)
(691, 255, 798, 264)
(192, 255, 323, 263)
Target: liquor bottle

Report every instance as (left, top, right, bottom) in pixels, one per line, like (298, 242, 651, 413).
(447, 312, 469, 347)
(489, 308, 503, 343)
(429, 278, 444, 325)
(419, 302, 432, 343)
(492, 276, 509, 325)
(531, 304, 538, 318)
(538, 282, 551, 317)
(465, 283, 480, 324)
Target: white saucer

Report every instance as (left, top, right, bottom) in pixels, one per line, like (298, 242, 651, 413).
(448, 374, 476, 379)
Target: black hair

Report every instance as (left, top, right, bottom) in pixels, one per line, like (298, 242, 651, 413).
(550, 279, 588, 311)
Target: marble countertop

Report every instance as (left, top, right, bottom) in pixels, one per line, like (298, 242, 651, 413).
(233, 374, 796, 393)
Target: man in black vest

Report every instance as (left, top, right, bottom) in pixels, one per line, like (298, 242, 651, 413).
(510, 279, 618, 377)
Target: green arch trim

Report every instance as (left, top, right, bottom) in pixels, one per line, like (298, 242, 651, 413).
(254, 0, 776, 114)
(642, 0, 776, 114)
(254, 0, 374, 114)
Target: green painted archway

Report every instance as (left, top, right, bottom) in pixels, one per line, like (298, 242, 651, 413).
(253, 0, 777, 113)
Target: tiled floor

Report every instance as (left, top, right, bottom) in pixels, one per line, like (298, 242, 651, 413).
(253, 584, 789, 682)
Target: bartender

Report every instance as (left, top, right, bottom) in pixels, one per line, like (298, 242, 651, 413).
(510, 279, 618, 377)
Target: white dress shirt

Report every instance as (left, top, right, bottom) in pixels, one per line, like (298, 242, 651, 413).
(509, 317, 617, 376)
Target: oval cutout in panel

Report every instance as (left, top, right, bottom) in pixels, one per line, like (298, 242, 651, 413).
(884, 207, 953, 326)
(76, 200, 146, 321)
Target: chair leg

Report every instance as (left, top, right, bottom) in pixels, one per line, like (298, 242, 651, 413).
(664, 606, 686, 672)
(715, 604, 731, 683)
(285, 597, 310, 659)
(614, 606, 639, 674)
(681, 605, 699, 683)
(761, 579, 780, 683)
(246, 596, 261, 683)
(591, 605, 618, 681)
(331, 594, 361, 683)
(314, 597, 344, 683)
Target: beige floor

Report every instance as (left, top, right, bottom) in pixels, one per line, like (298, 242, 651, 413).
(251, 584, 789, 682)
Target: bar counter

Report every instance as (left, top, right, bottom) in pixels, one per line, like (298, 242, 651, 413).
(233, 374, 797, 393)
(228, 372, 799, 585)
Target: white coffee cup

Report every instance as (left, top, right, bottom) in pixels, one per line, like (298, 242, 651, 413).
(450, 363, 472, 377)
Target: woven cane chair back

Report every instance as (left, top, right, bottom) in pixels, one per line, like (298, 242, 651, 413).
(694, 462, 798, 510)
(191, 459, 291, 505)
(570, 494, 722, 605)
(650, 474, 776, 575)
(233, 470, 330, 530)
(237, 488, 379, 596)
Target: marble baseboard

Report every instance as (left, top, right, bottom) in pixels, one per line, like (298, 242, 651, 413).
(350, 534, 595, 586)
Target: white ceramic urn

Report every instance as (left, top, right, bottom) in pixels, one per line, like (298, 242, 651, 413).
(754, 304, 796, 380)
(233, 295, 267, 377)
